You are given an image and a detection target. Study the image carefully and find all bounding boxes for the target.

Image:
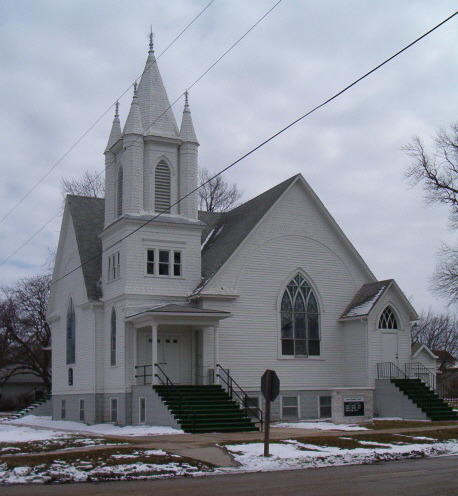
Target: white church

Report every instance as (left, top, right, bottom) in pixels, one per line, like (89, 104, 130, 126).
(47, 39, 452, 432)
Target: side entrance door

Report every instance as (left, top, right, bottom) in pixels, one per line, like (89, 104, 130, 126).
(157, 334, 182, 384)
(381, 332, 399, 366)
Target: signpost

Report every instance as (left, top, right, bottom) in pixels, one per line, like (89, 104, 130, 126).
(261, 369, 280, 457)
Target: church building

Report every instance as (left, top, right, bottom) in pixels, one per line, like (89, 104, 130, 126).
(47, 39, 448, 431)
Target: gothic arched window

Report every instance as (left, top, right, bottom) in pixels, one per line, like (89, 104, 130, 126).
(280, 274, 320, 356)
(154, 161, 171, 212)
(117, 166, 123, 217)
(110, 308, 117, 366)
(378, 306, 398, 329)
(66, 299, 76, 364)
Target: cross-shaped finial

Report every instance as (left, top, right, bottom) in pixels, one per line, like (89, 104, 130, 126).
(149, 27, 154, 52)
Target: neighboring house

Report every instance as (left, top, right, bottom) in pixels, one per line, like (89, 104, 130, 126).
(0, 367, 45, 410)
(48, 40, 437, 427)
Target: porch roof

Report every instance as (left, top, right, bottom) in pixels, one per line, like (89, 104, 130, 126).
(126, 303, 231, 325)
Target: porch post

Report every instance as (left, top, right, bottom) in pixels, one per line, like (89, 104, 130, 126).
(152, 322, 158, 385)
(213, 323, 220, 384)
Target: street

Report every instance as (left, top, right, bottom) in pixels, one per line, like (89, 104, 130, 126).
(1, 455, 458, 496)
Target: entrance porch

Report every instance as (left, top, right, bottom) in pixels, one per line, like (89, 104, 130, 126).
(126, 304, 231, 386)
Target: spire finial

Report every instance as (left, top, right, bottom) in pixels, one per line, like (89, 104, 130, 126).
(184, 90, 189, 106)
(149, 27, 154, 53)
(115, 101, 119, 117)
(133, 81, 138, 96)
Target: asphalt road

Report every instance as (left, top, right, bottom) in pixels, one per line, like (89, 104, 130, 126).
(2, 455, 458, 496)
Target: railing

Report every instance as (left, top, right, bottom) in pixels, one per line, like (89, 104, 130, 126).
(378, 362, 457, 405)
(377, 361, 456, 415)
(216, 364, 263, 431)
(154, 363, 196, 431)
(135, 364, 153, 385)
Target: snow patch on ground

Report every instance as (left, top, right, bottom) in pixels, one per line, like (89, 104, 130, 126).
(7, 416, 184, 436)
(0, 423, 69, 443)
(273, 421, 368, 431)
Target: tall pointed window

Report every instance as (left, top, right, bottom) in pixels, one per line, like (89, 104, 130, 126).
(110, 309, 117, 366)
(117, 166, 123, 217)
(280, 274, 320, 357)
(66, 299, 76, 364)
(154, 161, 171, 212)
(378, 307, 398, 329)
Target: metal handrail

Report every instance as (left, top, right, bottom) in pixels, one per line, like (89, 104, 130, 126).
(154, 363, 196, 430)
(135, 364, 153, 385)
(377, 362, 443, 417)
(216, 364, 263, 430)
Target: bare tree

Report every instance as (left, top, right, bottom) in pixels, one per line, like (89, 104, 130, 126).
(198, 168, 242, 212)
(0, 274, 52, 392)
(61, 170, 105, 198)
(404, 123, 458, 303)
(411, 310, 458, 365)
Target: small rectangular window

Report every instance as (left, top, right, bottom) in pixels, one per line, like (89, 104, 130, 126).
(146, 249, 155, 275)
(111, 398, 118, 423)
(158, 250, 170, 275)
(139, 397, 146, 424)
(79, 399, 85, 422)
(282, 396, 299, 419)
(173, 251, 181, 276)
(68, 368, 73, 386)
(319, 396, 332, 419)
(108, 252, 121, 281)
(61, 399, 66, 420)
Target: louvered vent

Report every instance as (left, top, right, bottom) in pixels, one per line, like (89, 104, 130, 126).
(155, 162, 171, 212)
(117, 167, 123, 217)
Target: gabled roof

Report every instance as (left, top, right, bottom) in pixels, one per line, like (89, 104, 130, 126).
(67, 195, 104, 301)
(412, 343, 438, 359)
(340, 280, 392, 319)
(340, 279, 419, 321)
(197, 175, 298, 288)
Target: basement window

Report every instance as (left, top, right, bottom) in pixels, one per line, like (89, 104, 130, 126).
(281, 396, 299, 419)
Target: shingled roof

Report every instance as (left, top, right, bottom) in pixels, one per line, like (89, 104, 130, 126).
(340, 280, 392, 319)
(67, 195, 104, 301)
(197, 175, 298, 289)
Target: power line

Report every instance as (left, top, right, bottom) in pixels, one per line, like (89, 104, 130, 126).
(49, 10, 458, 289)
(0, 0, 216, 226)
(0, 0, 284, 266)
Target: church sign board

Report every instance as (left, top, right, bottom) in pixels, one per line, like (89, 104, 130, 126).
(343, 396, 365, 417)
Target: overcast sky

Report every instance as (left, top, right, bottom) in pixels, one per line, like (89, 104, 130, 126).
(1, 1, 457, 314)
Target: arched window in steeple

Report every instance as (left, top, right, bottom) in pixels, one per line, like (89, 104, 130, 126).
(378, 306, 398, 329)
(154, 161, 171, 212)
(110, 309, 117, 366)
(280, 274, 320, 357)
(117, 166, 123, 217)
(66, 299, 76, 364)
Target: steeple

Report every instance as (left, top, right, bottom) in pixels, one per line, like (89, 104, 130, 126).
(105, 101, 122, 152)
(123, 83, 143, 135)
(180, 91, 199, 144)
(136, 34, 179, 138)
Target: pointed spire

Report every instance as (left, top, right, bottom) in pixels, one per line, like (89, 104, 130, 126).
(105, 101, 122, 151)
(123, 82, 143, 135)
(136, 34, 179, 138)
(180, 90, 198, 144)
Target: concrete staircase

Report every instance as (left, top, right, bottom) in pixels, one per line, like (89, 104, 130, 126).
(153, 384, 259, 433)
(392, 378, 458, 421)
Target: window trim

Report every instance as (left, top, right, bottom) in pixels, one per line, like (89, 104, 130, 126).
(318, 395, 332, 419)
(107, 251, 120, 282)
(110, 397, 118, 423)
(280, 395, 300, 420)
(279, 273, 321, 358)
(110, 308, 117, 367)
(139, 397, 146, 424)
(378, 306, 399, 330)
(145, 249, 182, 278)
(79, 398, 85, 422)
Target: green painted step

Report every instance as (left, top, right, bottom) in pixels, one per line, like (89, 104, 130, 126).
(153, 384, 259, 433)
(391, 378, 458, 421)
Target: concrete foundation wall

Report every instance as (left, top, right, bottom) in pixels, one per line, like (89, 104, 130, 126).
(374, 379, 428, 420)
(132, 386, 179, 427)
